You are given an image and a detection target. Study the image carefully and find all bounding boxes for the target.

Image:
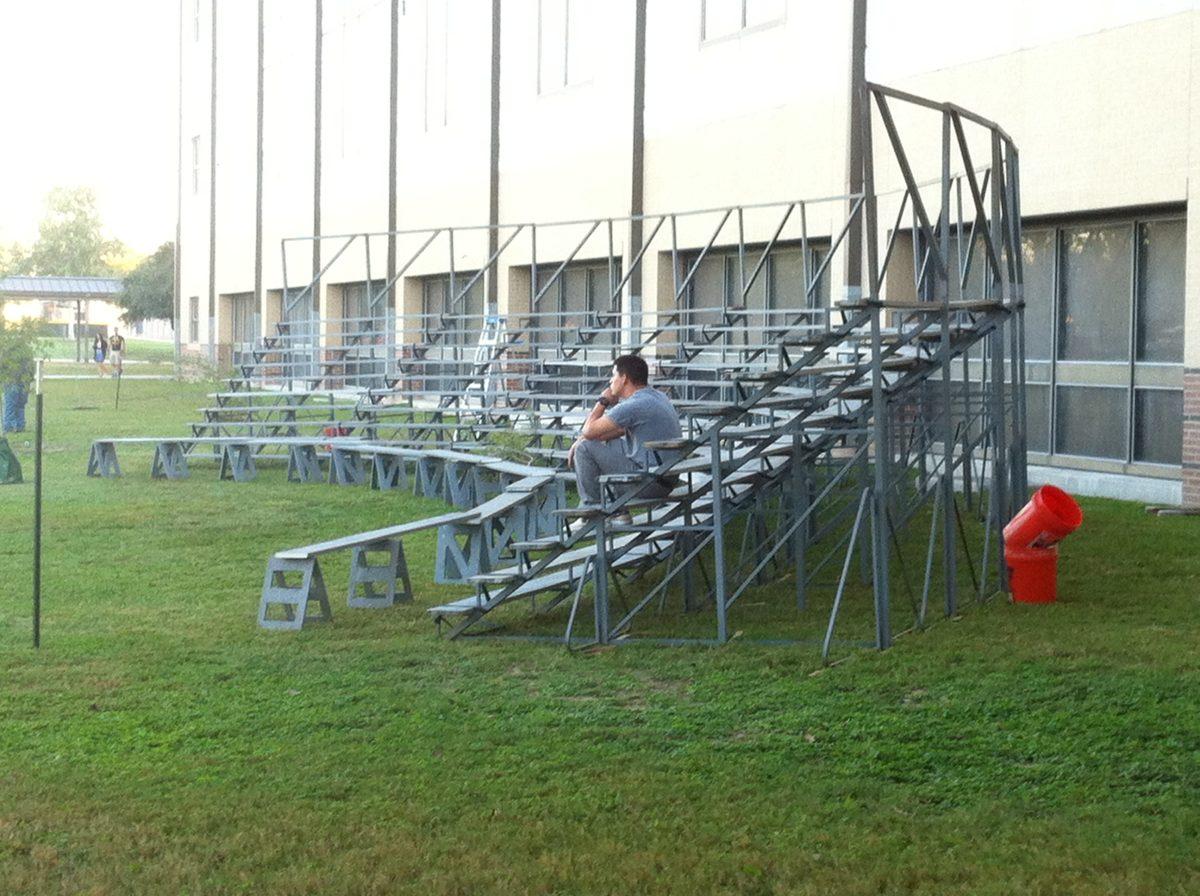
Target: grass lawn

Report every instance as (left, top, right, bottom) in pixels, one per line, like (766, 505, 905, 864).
(0, 377, 1197, 894)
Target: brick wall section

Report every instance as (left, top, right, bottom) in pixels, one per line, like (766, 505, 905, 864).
(1185, 370, 1200, 508)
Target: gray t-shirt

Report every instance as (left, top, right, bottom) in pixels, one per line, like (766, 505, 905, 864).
(606, 387, 682, 469)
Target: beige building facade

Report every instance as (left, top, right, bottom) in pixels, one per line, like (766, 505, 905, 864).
(179, 0, 1198, 505)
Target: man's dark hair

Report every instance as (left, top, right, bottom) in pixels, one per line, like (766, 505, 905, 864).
(613, 354, 649, 386)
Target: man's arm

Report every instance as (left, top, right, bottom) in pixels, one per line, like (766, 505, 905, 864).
(567, 391, 626, 468)
(580, 390, 625, 442)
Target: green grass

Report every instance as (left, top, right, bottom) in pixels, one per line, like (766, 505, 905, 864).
(0, 377, 1197, 894)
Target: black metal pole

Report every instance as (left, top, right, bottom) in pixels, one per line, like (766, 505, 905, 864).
(115, 369, 122, 411)
(33, 370, 43, 649)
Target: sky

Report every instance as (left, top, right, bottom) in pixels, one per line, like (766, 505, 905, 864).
(0, 0, 1194, 260)
(0, 0, 178, 256)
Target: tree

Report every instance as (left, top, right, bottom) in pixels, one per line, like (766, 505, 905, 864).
(0, 318, 46, 386)
(116, 243, 174, 324)
(0, 242, 30, 277)
(25, 187, 124, 277)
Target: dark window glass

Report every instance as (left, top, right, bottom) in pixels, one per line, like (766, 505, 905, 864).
(562, 267, 589, 316)
(948, 233, 988, 300)
(1025, 384, 1049, 453)
(588, 266, 616, 312)
(231, 293, 256, 344)
(1134, 389, 1182, 465)
(726, 251, 767, 310)
(809, 245, 831, 309)
(1055, 385, 1128, 460)
(189, 296, 200, 343)
(768, 247, 805, 310)
(1058, 224, 1132, 361)
(1136, 220, 1185, 363)
(684, 253, 722, 310)
(1021, 229, 1055, 361)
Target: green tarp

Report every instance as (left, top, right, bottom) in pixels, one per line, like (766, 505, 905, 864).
(0, 437, 22, 484)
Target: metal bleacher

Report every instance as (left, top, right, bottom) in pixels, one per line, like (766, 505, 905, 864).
(88, 83, 1028, 658)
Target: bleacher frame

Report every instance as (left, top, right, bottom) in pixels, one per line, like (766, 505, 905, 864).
(89, 82, 1028, 658)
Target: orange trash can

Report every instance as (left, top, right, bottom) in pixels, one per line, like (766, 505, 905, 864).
(1004, 484, 1083, 549)
(1005, 545, 1059, 604)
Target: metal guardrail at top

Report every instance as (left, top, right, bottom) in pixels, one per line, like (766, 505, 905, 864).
(222, 82, 1029, 653)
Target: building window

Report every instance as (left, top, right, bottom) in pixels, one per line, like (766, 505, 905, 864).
(1055, 385, 1128, 460)
(422, 271, 484, 343)
(1136, 219, 1185, 363)
(683, 243, 830, 313)
(191, 136, 201, 195)
(189, 296, 200, 343)
(424, 0, 448, 130)
(538, 0, 592, 93)
(1019, 212, 1185, 469)
(701, 0, 785, 42)
(1058, 224, 1132, 362)
(1134, 389, 1183, 465)
(532, 259, 620, 350)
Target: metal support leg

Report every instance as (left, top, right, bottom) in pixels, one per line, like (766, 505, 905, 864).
(151, 440, 190, 480)
(347, 538, 412, 608)
(87, 441, 121, 478)
(435, 520, 486, 583)
(594, 516, 611, 644)
(710, 430, 728, 644)
(287, 444, 322, 483)
(258, 556, 333, 629)
(330, 447, 366, 485)
(219, 443, 257, 482)
(371, 452, 408, 490)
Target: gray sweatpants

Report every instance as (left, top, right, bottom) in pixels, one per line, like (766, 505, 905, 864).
(573, 438, 671, 506)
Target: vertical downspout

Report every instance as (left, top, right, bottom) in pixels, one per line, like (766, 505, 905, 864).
(208, 0, 218, 365)
(174, 0, 184, 372)
(255, 0, 265, 341)
(628, 0, 647, 333)
(487, 0, 502, 314)
(388, 0, 399, 327)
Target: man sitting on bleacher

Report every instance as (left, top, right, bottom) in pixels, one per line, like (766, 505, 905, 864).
(567, 354, 682, 508)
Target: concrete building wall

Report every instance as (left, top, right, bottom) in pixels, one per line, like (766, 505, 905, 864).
(179, 0, 1199, 503)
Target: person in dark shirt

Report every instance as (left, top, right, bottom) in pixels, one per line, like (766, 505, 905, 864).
(93, 333, 108, 377)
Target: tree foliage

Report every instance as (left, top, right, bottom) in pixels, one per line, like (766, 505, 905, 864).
(0, 242, 30, 277)
(23, 187, 125, 277)
(0, 318, 46, 386)
(117, 243, 175, 324)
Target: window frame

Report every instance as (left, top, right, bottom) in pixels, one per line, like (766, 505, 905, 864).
(1020, 210, 1184, 471)
(189, 296, 200, 343)
(191, 136, 201, 196)
(537, 0, 593, 95)
(700, 0, 786, 45)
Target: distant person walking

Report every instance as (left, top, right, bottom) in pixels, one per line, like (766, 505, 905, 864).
(93, 333, 109, 377)
(108, 329, 126, 377)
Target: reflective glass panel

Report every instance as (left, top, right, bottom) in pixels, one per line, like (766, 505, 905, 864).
(1025, 383, 1049, 453)
(1021, 229, 1055, 361)
(1136, 219, 1185, 363)
(1058, 224, 1132, 361)
(1055, 385, 1128, 460)
(1134, 389, 1182, 465)
(768, 247, 805, 311)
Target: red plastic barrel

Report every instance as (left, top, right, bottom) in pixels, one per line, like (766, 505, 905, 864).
(1003, 485, 1083, 549)
(1005, 545, 1058, 604)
